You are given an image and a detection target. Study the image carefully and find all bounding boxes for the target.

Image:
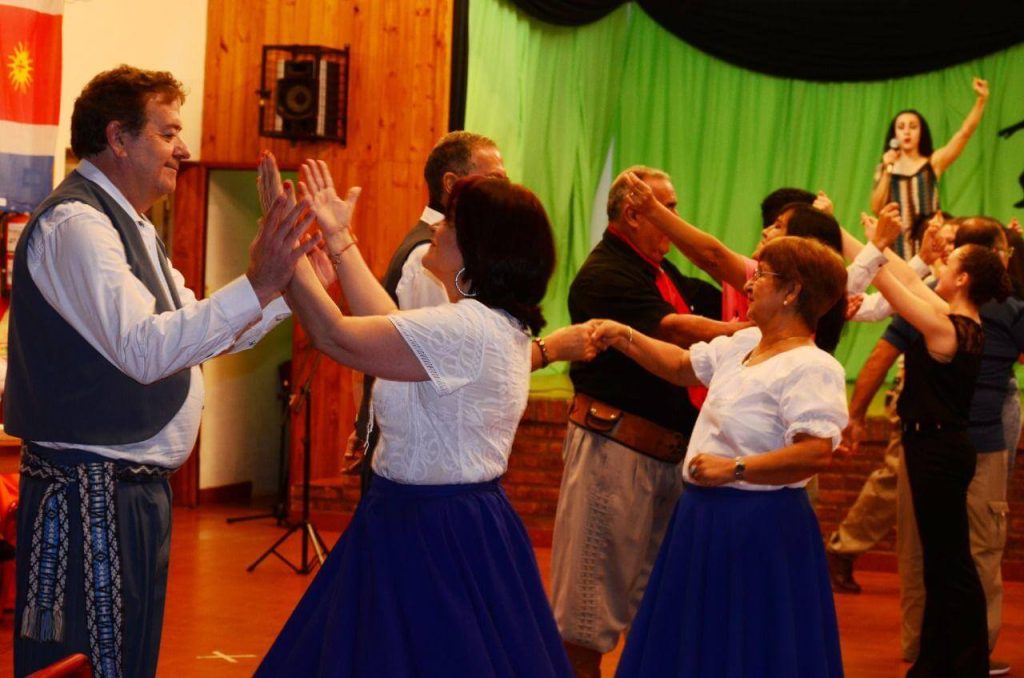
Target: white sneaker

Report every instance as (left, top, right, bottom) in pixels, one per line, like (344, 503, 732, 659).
(990, 659, 1010, 676)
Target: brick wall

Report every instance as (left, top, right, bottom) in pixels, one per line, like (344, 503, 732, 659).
(506, 397, 1024, 580)
(294, 395, 1024, 580)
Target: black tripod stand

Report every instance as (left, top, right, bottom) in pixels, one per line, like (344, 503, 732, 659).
(226, 361, 292, 526)
(246, 354, 330, 574)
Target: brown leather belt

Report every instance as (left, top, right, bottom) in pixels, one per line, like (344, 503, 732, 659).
(568, 393, 689, 464)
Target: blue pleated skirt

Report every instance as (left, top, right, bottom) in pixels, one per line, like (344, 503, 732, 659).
(616, 484, 843, 678)
(256, 474, 571, 678)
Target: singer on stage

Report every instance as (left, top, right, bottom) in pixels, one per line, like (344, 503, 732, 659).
(869, 77, 990, 259)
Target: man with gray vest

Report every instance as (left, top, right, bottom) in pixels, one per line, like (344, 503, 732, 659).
(5, 66, 307, 677)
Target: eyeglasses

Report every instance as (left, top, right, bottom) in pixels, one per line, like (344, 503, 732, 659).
(750, 268, 783, 282)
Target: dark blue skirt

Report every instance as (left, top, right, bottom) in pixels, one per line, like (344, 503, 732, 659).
(616, 484, 843, 678)
(256, 474, 571, 678)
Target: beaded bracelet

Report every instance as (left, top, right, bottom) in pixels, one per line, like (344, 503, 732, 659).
(533, 337, 551, 367)
(327, 233, 359, 265)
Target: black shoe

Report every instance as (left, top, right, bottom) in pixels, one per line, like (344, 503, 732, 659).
(826, 551, 861, 594)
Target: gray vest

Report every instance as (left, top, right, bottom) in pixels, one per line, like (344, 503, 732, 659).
(4, 170, 191, 445)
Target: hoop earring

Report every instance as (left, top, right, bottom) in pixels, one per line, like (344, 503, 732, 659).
(455, 267, 477, 298)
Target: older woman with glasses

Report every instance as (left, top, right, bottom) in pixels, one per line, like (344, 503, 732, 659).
(594, 235, 849, 677)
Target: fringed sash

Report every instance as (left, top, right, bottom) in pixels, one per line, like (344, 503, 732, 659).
(19, 447, 172, 678)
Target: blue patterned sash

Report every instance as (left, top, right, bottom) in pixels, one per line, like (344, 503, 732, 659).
(19, 447, 172, 678)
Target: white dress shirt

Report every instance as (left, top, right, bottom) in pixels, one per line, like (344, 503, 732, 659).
(394, 206, 448, 309)
(26, 159, 290, 467)
(847, 241, 931, 322)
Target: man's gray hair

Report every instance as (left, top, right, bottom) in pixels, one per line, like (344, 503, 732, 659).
(607, 165, 671, 222)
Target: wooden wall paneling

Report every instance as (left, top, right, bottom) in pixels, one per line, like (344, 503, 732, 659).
(203, 0, 453, 510)
(201, 0, 266, 165)
(169, 162, 209, 507)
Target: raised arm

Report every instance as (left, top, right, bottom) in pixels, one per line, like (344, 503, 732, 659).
(930, 78, 989, 176)
(286, 258, 426, 380)
(870, 265, 955, 357)
(623, 172, 750, 290)
(590, 318, 701, 386)
(845, 203, 935, 295)
(299, 159, 399, 317)
(255, 201, 428, 381)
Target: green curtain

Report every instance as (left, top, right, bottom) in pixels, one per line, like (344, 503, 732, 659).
(465, 0, 630, 339)
(467, 0, 1024, 379)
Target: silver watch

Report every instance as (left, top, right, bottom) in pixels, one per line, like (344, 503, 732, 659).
(733, 457, 746, 481)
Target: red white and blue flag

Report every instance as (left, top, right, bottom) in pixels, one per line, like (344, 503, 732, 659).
(0, 0, 62, 213)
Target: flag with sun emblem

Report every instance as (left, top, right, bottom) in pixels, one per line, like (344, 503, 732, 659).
(0, 0, 63, 213)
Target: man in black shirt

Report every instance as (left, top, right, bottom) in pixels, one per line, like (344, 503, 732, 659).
(550, 166, 741, 676)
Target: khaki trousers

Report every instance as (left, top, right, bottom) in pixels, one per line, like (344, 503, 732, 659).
(827, 396, 900, 557)
(550, 422, 683, 653)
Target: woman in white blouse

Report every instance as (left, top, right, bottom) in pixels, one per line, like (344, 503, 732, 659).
(595, 236, 848, 678)
(253, 163, 571, 677)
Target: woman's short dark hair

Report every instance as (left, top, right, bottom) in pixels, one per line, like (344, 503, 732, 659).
(957, 244, 1012, 307)
(782, 204, 844, 254)
(883, 109, 934, 158)
(71, 65, 185, 159)
(760, 188, 815, 227)
(759, 236, 848, 354)
(447, 177, 555, 335)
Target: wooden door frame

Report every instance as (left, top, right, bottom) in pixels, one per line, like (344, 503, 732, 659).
(168, 161, 208, 507)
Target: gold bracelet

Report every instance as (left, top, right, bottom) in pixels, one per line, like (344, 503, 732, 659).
(327, 234, 359, 265)
(533, 337, 551, 367)
(627, 326, 633, 344)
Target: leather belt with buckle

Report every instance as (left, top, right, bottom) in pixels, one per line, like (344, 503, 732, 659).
(568, 393, 688, 464)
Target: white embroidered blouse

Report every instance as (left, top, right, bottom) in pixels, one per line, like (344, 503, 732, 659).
(371, 299, 532, 485)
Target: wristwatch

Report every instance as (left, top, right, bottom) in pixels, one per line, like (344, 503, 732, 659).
(733, 457, 746, 481)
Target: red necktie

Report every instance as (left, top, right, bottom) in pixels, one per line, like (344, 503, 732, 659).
(608, 227, 708, 409)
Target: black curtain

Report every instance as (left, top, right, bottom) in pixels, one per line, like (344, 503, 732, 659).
(449, 0, 470, 131)
(502, 0, 1024, 82)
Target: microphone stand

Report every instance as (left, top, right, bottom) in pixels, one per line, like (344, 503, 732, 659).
(246, 353, 329, 574)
